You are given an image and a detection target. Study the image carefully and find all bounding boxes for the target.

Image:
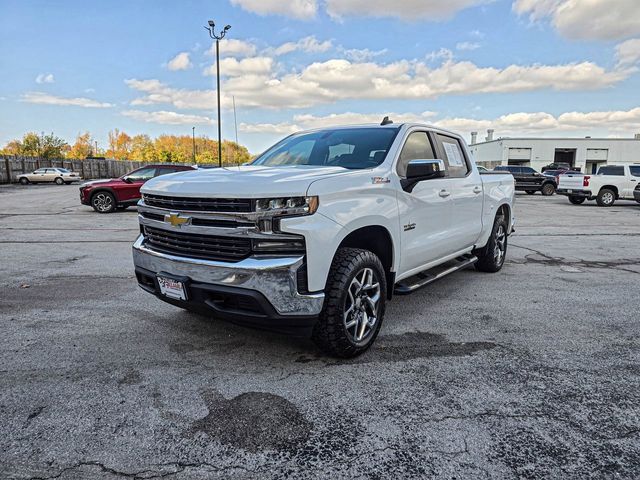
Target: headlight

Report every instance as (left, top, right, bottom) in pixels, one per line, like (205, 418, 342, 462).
(255, 196, 318, 216)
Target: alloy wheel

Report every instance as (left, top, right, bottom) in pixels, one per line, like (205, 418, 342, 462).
(93, 193, 113, 212)
(493, 224, 506, 265)
(343, 267, 381, 344)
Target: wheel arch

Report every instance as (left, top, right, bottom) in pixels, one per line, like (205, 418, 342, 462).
(335, 225, 395, 298)
(89, 187, 118, 202)
(599, 185, 619, 198)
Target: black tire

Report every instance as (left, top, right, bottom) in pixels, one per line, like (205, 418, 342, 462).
(541, 183, 555, 196)
(525, 190, 536, 195)
(19, 177, 29, 185)
(475, 212, 508, 273)
(569, 196, 586, 205)
(91, 191, 116, 213)
(596, 188, 615, 207)
(54, 177, 64, 185)
(312, 248, 387, 358)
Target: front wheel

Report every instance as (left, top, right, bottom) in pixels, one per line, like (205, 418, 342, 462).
(475, 213, 508, 273)
(91, 191, 116, 213)
(541, 183, 555, 196)
(596, 188, 615, 207)
(569, 196, 586, 205)
(312, 248, 387, 358)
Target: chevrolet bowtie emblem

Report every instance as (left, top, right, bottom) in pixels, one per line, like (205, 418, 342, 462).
(164, 212, 190, 227)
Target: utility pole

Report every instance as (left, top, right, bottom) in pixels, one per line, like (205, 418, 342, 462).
(204, 20, 231, 168)
(233, 95, 238, 145)
(94, 140, 98, 156)
(192, 127, 196, 164)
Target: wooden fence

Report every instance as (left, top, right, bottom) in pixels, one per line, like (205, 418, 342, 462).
(0, 156, 191, 183)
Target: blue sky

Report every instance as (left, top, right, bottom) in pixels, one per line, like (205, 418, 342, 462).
(1, 0, 639, 153)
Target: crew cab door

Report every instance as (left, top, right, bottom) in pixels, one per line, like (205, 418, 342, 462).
(629, 166, 640, 197)
(433, 133, 484, 251)
(395, 130, 456, 274)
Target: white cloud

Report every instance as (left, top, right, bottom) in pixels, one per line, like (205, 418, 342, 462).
(127, 55, 630, 111)
(615, 38, 640, 66)
(238, 107, 640, 138)
(340, 47, 388, 62)
(208, 39, 258, 57)
(456, 41, 481, 51)
(230, 0, 317, 19)
(167, 52, 192, 71)
(273, 36, 332, 56)
(513, 0, 640, 40)
(325, 0, 490, 20)
(35, 73, 54, 84)
(21, 92, 112, 108)
(204, 57, 274, 77)
(122, 109, 213, 125)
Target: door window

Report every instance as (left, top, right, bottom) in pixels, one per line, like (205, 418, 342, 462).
(126, 167, 157, 181)
(34, 169, 46, 174)
(396, 132, 436, 177)
(435, 134, 470, 178)
(597, 166, 624, 176)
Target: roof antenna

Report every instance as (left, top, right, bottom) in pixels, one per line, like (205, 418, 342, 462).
(380, 116, 393, 126)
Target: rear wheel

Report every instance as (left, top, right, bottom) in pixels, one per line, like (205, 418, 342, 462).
(475, 212, 508, 273)
(541, 183, 555, 196)
(54, 177, 64, 185)
(596, 188, 615, 207)
(19, 177, 29, 185)
(525, 190, 536, 195)
(569, 196, 586, 205)
(91, 191, 116, 213)
(312, 248, 386, 358)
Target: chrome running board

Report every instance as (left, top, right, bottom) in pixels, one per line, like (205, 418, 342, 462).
(394, 254, 478, 295)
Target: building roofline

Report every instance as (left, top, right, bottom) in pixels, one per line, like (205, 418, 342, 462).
(471, 137, 640, 146)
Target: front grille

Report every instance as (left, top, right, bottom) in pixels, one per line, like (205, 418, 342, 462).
(143, 194, 253, 213)
(143, 226, 251, 262)
(139, 211, 254, 229)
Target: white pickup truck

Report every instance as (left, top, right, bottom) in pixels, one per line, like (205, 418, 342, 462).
(557, 164, 640, 206)
(132, 121, 515, 357)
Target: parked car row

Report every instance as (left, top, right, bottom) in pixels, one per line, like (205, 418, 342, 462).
(490, 163, 640, 207)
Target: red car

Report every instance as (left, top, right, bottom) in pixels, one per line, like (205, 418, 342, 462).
(80, 164, 195, 213)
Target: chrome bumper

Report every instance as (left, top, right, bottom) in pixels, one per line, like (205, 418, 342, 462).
(132, 235, 324, 316)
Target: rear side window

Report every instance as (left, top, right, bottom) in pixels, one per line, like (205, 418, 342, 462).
(598, 166, 624, 176)
(521, 167, 535, 174)
(436, 134, 470, 178)
(397, 132, 436, 177)
(629, 166, 640, 177)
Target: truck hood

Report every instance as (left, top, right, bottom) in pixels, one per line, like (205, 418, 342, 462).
(141, 165, 356, 197)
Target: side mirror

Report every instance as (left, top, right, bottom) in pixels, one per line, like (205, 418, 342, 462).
(402, 159, 446, 192)
(122, 176, 132, 183)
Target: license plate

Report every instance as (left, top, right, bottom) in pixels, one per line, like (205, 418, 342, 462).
(568, 189, 573, 193)
(157, 276, 187, 300)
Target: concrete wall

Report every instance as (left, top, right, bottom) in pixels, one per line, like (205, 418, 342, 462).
(0, 156, 190, 184)
(470, 138, 640, 171)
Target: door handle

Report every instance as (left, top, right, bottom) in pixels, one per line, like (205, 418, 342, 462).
(439, 189, 450, 198)
(473, 186, 482, 194)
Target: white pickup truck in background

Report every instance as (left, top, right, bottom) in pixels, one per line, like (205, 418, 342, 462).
(132, 121, 515, 357)
(557, 164, 640, 206)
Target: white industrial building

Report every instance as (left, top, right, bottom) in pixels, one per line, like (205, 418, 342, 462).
(468, 130, 640, 174)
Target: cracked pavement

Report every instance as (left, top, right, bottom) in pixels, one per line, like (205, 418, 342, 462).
(1, 184, 639, 479)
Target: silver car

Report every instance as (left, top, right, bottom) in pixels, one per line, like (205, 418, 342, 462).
(18, 168, 82, 185)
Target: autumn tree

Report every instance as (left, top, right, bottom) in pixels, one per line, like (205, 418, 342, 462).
(0, 132, 68, 158)
(67, 132, 94, 159)
(107, 129, 133, 159)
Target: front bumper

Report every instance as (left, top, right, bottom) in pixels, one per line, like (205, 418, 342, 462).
(132, 235, 324, 330)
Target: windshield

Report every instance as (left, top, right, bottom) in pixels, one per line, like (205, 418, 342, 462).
(251, 127, 400, 169)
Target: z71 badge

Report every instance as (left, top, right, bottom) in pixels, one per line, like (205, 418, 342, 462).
(403, 223, 416, 231)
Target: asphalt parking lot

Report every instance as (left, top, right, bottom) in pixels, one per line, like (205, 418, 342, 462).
(1, 184, 639, 479)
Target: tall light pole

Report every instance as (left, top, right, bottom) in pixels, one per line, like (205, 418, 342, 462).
(192, 126, 196, 163)
(205, 20, 231, 168)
